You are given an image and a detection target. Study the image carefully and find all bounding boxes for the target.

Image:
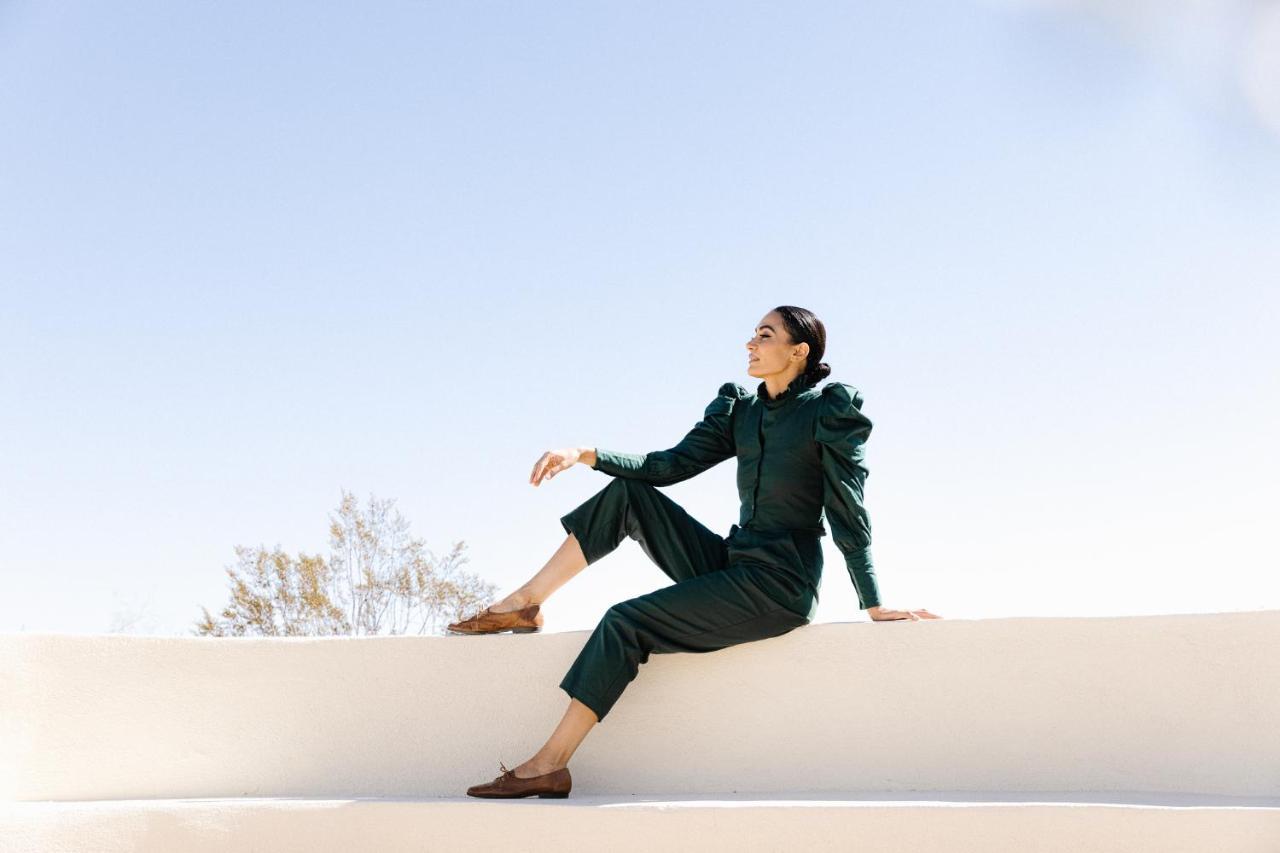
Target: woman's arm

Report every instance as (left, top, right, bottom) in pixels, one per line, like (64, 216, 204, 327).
(588, 381, 748, 487)
(814, 382, 881, 610)
(815, 383, 944, 621)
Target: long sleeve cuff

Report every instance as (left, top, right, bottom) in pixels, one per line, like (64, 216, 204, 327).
(844, 547, 881, 609)
(591, 448, 647, 478)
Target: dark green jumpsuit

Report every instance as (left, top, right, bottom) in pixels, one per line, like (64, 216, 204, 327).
(557, 373, 879, 723)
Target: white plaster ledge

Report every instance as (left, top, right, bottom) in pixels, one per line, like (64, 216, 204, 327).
(3, 610, 1278, 803)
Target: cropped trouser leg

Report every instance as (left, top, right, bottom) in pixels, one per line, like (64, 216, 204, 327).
(557, 478, 809, 723)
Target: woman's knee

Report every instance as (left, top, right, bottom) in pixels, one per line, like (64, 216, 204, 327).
(599, 601, 650, 648)
(605, 477, 659, 501)
(600, 601, 633, 629)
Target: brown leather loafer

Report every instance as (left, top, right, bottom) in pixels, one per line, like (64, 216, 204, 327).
(447, 604, 543, 635)
(466, 761, 571, 798)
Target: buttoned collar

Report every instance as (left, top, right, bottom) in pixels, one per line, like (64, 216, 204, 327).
(757, 373, 815, 409)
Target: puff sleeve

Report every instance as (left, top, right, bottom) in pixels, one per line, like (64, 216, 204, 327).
(815, 382, 880, 610)
(591, 381, 749, 487)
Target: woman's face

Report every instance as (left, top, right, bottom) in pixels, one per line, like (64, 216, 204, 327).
(746, 311, 806, 378)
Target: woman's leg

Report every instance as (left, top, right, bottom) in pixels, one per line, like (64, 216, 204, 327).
(510, 562, 807, 780)
(488, 531, 589, 613)
(510, 697, 599, 777)
(490, 476, 729, 613)
(504, 478, 733, 778)
(557, 563, 808, 726)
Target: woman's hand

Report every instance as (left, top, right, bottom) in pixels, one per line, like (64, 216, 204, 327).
(530, 447, 584, 487)
(867, 605, 943, 621)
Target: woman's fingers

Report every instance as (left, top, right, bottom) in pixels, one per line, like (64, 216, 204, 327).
(873, 608, 910, 621)
(531, 452, 556, 486)
(531, 452, 567, 486)
(529, 452, 549, 485)
(875, 607, 941, 621)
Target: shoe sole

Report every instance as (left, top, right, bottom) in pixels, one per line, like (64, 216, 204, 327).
(446, 626, 541, 636)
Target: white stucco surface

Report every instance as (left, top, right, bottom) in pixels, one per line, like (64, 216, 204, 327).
(5, 794, 1280, 853)
(2, 611, 1279, 803)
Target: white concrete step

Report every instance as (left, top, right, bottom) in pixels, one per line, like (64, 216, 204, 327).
(4, 612, 1278, 801)
(5, 792, 1279, 853)
(4, 611, 1279, 850)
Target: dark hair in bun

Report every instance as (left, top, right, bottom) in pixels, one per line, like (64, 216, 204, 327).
(772, 305, 831, 386)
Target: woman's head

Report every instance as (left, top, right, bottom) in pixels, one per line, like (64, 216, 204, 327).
(745, 305, 831, 386)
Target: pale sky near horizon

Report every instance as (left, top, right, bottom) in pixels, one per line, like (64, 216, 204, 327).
(2, 1, 1277, 636)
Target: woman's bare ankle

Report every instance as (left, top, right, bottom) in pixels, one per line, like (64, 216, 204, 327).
(490, 589, 539, 613)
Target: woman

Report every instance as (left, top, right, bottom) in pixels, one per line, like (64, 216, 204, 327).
(450, 305, 941, 799)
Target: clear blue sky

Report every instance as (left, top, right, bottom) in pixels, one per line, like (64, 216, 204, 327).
(2, 0, 1277, 635)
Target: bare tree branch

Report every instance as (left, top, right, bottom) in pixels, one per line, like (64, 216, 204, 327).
(192, 489, 496, 637)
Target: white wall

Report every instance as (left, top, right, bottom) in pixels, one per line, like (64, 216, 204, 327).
(3, 611, 1277, 801)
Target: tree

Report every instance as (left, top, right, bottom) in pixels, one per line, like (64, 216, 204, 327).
(194, 489, 497, 636)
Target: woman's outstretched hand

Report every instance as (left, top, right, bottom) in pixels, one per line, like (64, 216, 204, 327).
(868, 605, 943, 621)
(530, 447, 585, 487)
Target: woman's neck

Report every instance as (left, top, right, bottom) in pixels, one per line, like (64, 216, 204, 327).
(760, 370, 808, 402)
